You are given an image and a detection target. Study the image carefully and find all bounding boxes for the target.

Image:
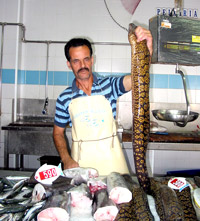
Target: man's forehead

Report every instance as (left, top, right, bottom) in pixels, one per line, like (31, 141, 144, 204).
(69, 45, 90, 53)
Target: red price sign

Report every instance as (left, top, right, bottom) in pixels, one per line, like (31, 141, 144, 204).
(39, 168, 57, 180)
(170, 178, 184, 188)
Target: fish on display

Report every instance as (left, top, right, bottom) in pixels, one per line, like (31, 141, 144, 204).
(68, 183, 94, 220)
(37, 207, 69, 221)
(93, 188, 118, 221)
(3, 187, 32, 204)
(88, 178, 107, 195)
(193, 188, 200, 220)
(115, 180, 154, 220)
(106, 172, 132, 204)
(194, 176, 200, 188)
(150, 178, 185, 220)
(1, 176, 29, 188)
(32, 183, 52, 203)
(43, 190, 70, 211)
(128, 23, 151, 194)
(0, 213, 13, 221)
(0, 178, 28, 202)
(32, 176, 73, 203)
(0, 202, 31, 215)
(0, 180, 4, 193)
(23, 200, 46, 221)
(64, 167, 99, 185)
(12, 211, 25, 221)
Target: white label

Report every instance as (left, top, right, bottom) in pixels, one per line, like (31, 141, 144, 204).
(168, 177, 188, 192)
(34, 163, 63, 185)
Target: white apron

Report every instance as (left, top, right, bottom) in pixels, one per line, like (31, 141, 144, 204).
(68, 95, 129, 176)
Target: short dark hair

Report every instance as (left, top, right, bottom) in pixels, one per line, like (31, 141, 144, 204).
(64, 38, 93, 61)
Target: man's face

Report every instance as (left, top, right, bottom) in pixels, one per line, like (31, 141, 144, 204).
(67, 45, 93, 81)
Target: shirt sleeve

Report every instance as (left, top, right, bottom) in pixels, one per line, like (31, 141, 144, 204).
(110, 75, 127, 99)
(54, 96, 71, 128)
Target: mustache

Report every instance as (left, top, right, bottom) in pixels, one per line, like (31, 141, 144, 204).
(77, 67, 89, 74)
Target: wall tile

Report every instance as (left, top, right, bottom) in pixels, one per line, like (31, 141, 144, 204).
(181, 65, 198, 75)
(154, 74, 168, 89)
(54, 71, 68, 86)
(112, 58, 127, 72)
(95, 45, 112, 59)
(2, 69, 15, 84)
(169, 75, 182, 89)
(187, 89, 196, 104)
(39, 85, 54, 100)
(4, 0, 19, 21)
(196, 90, 200, 103)
(68, 71, 75, 86)
(1, 113, 12, 127)
(2, 54, 16, 69)
(1, 98, 12, 114)
(96, 58, 112, 72)
(19, 85, 40, 99)
(26, 70, 39, 84)
(2, 84, 15, 99)
(40, 71, 54, 85)
(53, 85, 67, 100)
(186, 75, 197, 90)
(112, 46, 127, 59)
(54, 56, 67, 72)
(151, 64, 176, 74)
(196, 76, 200, 89)
(150, 88, 168, 103)
(168, 89, 182, 103)
(18, 70, 26, 84)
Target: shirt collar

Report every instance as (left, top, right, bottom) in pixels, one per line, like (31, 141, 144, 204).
(72, 73, 98, 93)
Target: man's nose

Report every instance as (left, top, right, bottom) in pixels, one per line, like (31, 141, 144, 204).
(80, 60, 86, 67)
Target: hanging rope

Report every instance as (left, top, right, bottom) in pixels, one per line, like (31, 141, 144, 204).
(104, 0, 128, 32)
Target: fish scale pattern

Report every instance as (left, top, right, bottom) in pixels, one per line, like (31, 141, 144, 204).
(128, 25, 151, 194)
(115, 186, 154, 220)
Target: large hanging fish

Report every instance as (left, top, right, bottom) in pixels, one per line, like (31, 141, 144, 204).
(128, 23, 151, 193)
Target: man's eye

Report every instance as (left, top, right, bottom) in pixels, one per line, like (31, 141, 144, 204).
(84, 57, 90, 62)
(73, 60, 79, 64)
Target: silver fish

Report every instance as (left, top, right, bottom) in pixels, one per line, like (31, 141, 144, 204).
(3, 187, 32, 204)
(23, 200, 46, 221)
(32, 176, 73, 203)
(64, 167, 98, 185)
(0, 213, 13, 221)
(0, 203, 28, 215)
(0, 182, 3, 193)
(0, 178, 28, 201)
(43, 191, 70, 212)
(12, 212, 24, 221)
(32, 183, 50, 203)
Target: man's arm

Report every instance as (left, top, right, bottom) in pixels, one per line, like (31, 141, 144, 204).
(123, 26, 153, 92)
(53, 125, 79, 169)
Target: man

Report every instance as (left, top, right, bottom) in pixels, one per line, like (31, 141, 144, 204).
(53, 26, 152, 175)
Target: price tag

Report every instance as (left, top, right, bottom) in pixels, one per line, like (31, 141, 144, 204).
(39, 168, 57, 180)
(35, 163, 63, 185)
(168, 177, 189, 192)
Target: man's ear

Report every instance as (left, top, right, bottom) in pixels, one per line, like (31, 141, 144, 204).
(67, 61, 72, 70)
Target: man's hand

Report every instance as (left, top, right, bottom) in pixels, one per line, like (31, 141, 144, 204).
(63, 157, 79, 170)
(135, 26, 153, 56)
(123, 26, 153, 92)
(53, 125, 79, 170)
